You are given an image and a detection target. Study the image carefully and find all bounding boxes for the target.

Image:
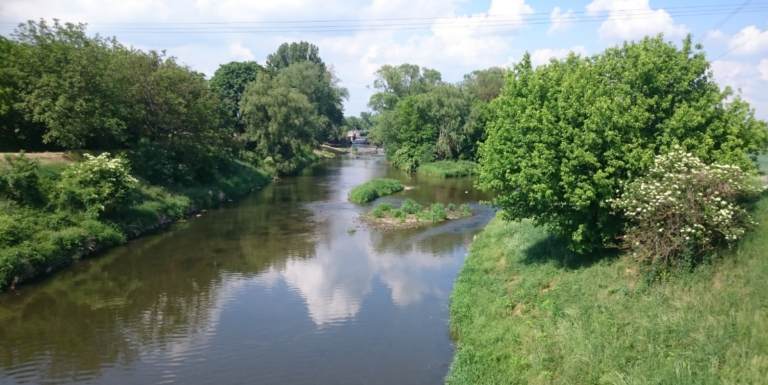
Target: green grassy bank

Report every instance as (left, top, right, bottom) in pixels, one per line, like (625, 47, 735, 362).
(417, 160, 477, 178)
(0, 157, 283, 291)
(447, 196, 768, 384)
(348, 178, 404, 203)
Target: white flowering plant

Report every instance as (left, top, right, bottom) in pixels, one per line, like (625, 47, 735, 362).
(56, 153, 139, 218)
(610, 148, 763, 267)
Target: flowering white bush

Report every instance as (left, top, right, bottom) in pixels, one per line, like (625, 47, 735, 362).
(56, 153, 138, 218)
(610, 147, 763, 266)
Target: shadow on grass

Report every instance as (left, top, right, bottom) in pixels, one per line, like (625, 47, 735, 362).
(521, 235, 620, 270)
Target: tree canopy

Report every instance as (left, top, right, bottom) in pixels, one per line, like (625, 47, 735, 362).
(477, 35, 768, 253)
(209, 61, 265, 134)
(266, 41, 325, 72)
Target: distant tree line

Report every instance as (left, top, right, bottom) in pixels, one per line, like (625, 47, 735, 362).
(0, 20, 347, 179)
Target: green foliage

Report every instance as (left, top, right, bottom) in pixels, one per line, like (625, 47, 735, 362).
(400, 198, 423, 214)
(447, 203, 456, 211)
(367, 63, 442, 113)
(391, 209, 406, 222)
(448, 198, 768, 384)
(266, 41, 326, 72)
(55, 153, 138, 219)
(461, 67, 506, 103)
(348, 178, 404, 203)
(371, 208, 384, 218)
(418, 160, 477, 178)
(611, 149, 763, 267)
(478, 35, 768, 253)
(209, 61, 264, 133)
(0, 153, 42, 205)
(240, 61, 347, 174)
(10, 20, 129, 149)
(459, 203, 472, 217)
(376, 202, 393, 212)
(423, 203, 448, 223)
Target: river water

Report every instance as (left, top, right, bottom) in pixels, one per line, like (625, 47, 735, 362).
(0, 155, 494, 385)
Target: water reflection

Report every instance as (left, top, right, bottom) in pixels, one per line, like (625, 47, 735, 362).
(0, 156, 493, 384)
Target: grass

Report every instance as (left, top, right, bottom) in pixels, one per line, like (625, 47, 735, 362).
(348, 178, 404, 203)
(447, 195, 768, 384)
(417, 160, 477, 178)
(0, 158, 272, 290)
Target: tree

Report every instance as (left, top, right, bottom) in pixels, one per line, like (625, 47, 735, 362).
(477, 35, 768, 253)
(266, 41, 325, 72)
(367, 64, 441, 112)
(239, 70, 321, 174)
(209, 61, 264, 134)
(10, 19, 130, 149)
(462, 67, 506, 103)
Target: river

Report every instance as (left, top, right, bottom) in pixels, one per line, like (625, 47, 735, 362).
(0, 155, 494, 385)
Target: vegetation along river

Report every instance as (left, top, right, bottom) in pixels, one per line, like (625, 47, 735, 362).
(0, 154, 494, 384)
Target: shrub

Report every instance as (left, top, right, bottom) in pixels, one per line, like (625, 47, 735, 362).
(377, 202, 393, 212)
(425, 203, 448, 223)
(400, 198, 423, 214)
(447, 203, 456, 211)
(348, 178, 404, 203)
(371, 208, 384, 218)
(477, 35, 768, 253)
(610, 149, 763, 267)
(55, 153, 138, 218)
(0, 153, 43, 206)
(459, 203, 472, 217)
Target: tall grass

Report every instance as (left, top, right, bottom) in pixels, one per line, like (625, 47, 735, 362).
(417, 160, 476, 178)
(348, 178, 404, 203)
(448, 195, 768, 384)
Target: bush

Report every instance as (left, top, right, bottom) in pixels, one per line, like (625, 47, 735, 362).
(377, 202, 393, 212)
(425, 203, 448, 223)
(611, 149, 763, 267)
(459, 203, 472, 217)
(447, 203, 456, 211)
(0, 153, 43, 206)
(348, 178, 404, 203)
(391, 209, 406, 222)
(477, 35, 768, 253)
(55, 153, 138, 218)
(400, 198, 423, 214)
(371, 208, 384, 218)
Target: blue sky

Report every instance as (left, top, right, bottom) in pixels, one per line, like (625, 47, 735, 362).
(2, 0, 767, 119)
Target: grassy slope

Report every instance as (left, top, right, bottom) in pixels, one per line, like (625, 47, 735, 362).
(0, 160, 272, 290)
(417, 160, 477, 178)
(448, 196, 768, 384)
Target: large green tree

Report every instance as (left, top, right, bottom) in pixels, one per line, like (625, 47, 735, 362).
(239, 68, 322, 174)
(10, 20, 130, 149)
(477, 35, 768, 253)
(209, 61, 264, 134)
(367, 64, 441, 113)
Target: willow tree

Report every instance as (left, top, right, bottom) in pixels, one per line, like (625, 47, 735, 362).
(478, 35, 768, 253)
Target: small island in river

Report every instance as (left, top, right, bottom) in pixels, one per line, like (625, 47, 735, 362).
(359, 199, 473, 229)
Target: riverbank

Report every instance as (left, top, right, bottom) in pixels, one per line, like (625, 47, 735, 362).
(0, 154, 320, 291)
(447, 196, 768, 384)
(417, 160, 477, 178)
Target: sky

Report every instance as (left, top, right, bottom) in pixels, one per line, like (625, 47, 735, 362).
(2, 0, 768, 119)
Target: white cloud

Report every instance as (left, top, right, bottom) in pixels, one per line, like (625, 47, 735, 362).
(711, 60, 768, 119)
(229, 42, 254, 61)
(586, 0, 688, 42)
(760, 59, 768, 81)
(530, 46, 588, 67)
(728, 25, 768, 56)
(548, 7, 574, 35)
